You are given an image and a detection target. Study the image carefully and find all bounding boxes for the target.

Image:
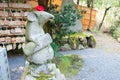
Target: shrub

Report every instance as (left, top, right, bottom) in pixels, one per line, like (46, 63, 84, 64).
(49, 3, 82, 47)
(110, 7, 120, 39)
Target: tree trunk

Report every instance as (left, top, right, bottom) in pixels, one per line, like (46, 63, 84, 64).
(77, 0, 80, 5)
(38, 0, 49, 11)
(98, 6, 111, 30)
(87, 0, 94, 31)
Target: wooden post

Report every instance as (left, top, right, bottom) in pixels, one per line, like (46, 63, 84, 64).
(98, 6, 111, 30)
(87, 0, 94, 31)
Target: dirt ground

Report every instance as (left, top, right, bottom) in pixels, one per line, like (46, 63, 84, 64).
(93, 32, 120, 54)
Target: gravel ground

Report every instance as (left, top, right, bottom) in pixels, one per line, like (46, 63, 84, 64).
(8, 33, 120, 80)
(8, 48, 120, 80)
(8, 55, 25, 80)
(94, 33, 120, 54)
(61, 49, 120, 80)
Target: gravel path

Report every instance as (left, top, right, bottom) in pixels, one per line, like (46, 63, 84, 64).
(8, 55, 25, 80)
(8, 48, 120, 80)
(8, 33, 120, 80)
(61, 49, 120, 80)
(94, 33, 120, 54)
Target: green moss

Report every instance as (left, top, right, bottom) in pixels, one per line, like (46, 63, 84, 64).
(68, 37, 79, 49)
(64, 32, 95, 49)
(90, 35, 96, 44)
(69, 32, 88, 38)
(57, 56, 71, 74)
(36, 72, 54, 80)
(54, 54, 83, 77)
(24, 65, 54, 80)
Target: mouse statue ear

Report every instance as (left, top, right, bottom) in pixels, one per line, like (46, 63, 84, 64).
(27, 12, 37, 22)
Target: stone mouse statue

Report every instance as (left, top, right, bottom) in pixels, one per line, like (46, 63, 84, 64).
(22, 11, 66, 80)
(23, 11, 54, 64)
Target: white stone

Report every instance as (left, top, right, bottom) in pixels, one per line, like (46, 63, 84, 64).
(60, 44, 71, 51)
(54, 68, 61, 75)
(56, 75, 62, 80)
(34, 33, 53, 52)
(78, 44, 84, 50)
(69, 20, 82, 32)
(31, 71, 40, 77)
(0, 48, 11, 80)
(117, 37, 120, 43)
(35, 65, 48, 74)
(60, 74, 66, 80)
(47, 63, 57, 71)
(25, 75, 36, 80)
(55, 73, 64, 80)
(51, 77, 57, 80)
(47, 64, 53, 71)
(56, 74, 66, 80)
(29, 45, 54, 64)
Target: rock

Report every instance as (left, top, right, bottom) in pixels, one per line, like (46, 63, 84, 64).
(80, 38, 87, 47)
(87, 36, 96, 48)
(56, 74, 65, 80)
(47, 63, 56, 71)
(34, 65, 48, 74)
(47, 63, 66, 80)
(52, 68, 66, 80)
(69, 20, 82, 32)
(28, 45, 54, 64)
(60, 44, 71, 51)
(34, 33, 53, 52)
(31, 70, 40, 77)
(78, 44, 84, 50)
(23, 42, 36, 56)
(69, 37, 79, 49)
(52, 77, 57, 80)
(61, 74, 66, 80)
(25, 75, 36, 80)
(59, 74, 66, 80)
(117, 37, 120, 43)
(54, 68, 61, 75)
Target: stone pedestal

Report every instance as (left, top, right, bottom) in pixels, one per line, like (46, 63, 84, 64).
(0, 48, 11, 80)
(24, 63, 66, 80)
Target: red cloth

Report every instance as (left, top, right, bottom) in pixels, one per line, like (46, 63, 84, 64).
(35, 5, 45, 11)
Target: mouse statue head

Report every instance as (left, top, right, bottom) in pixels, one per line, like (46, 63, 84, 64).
(27, 11, 54, 26)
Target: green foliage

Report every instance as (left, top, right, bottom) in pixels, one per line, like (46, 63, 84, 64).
(80, 0, 120, 8)
(50, 3, 82, 46)
(56, 56, 71, 74)
(54, 4, 81, 27)
(110, 7, 120, 39)
(53, 54, 83, 77)
(51, 42, 63, 57)
(68, 36, 79, 49)
(110, 26, 117, 38)
(110, 27, 120, 39)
